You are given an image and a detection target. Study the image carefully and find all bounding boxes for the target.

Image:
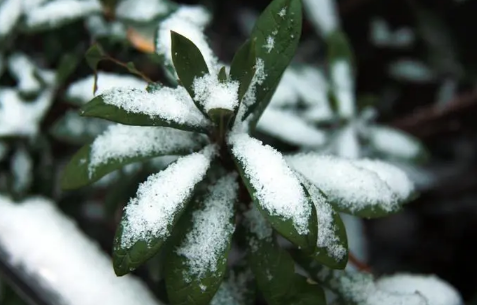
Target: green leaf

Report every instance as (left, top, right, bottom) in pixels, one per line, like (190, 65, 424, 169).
(165, 175, 237, 305)
(56, 53, 81, 84)
(248, 232, 326, 305)
(61, 127, 206, 189)
(327, 30, 354, 66)
(218, 66, 228, 83)
(85, 44, 107, 72)
(229, 39, 256, 102)
(171, 31, 209, 114)
(244, 0, 303, 126)
(80, 95, 210, 133)
(146, 82, 163, 93)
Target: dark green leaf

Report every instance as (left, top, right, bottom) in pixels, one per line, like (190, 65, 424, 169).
(218, 66, 228, 83)
(326, 30, 354, 66)
(61, 129, 205, 190)
(56, 53, 81, 84)
(85, 44, 107, 72)
(244, 0, 303, 127)
(171, 31, 209, 114)
(165, 176, 237, 305)
(229, 39, 257, 103)
(80, 95, 210, 133)
(208, 108, 234, 132)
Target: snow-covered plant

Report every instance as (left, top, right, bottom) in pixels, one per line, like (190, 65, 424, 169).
(60, 0, 420, 304)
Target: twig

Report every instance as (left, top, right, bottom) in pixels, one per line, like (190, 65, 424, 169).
(348, 251, 372, 272)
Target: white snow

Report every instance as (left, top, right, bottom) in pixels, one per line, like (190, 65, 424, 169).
(116, 0, 169, 22)
(299, 177, 346, 260)
(8, 53, 41, 94)
(66, 73, 147, 104)
(11, 147, 32, 193)
(257, 108, 327, 147)
(0, 0, 22, 37)
(25, 0, 101, 28)
(0, 195, 162, 305)
(0, 88, 54, 137)
(376, 274, 463, 305)
(333, 124, 360, 159)
(302, 0, 339, 37)
(263, 36, 275, 53)
(89, 124, 205, 176)
(155, 6, 216, 71)
(60, 110, 110, 138)
(369, 126, 422, 160)
(176, 174, 238, 281)
(100, 86, 210, 129)
(388, 59, 435, 83)
(352, 159, 415, 202)
(229, 133, 311, 235)
(331, 60, 355, 118)
(120, 146, 216, 248)
(286, 154, 399, 214)
(85, 15, 126, 39)
(193, 74, 239, 112)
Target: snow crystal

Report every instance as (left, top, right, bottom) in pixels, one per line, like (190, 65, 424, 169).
(121, 146, 216, 248)
(229, 133, 311, 234)
(0, 88, 54, 137)
(369, 126, 422, 160)
(331, 60, 355, 118)
(257, 108, 327, 147)
(89, 124, 204, 176)
(299, 178, 346, 260)
(263, 36, 275, 53)
(8, 53, 41, 94)
(302, 0, 339, 37)
(287, 154, 399, 213)
(0, 0, 22, 37)
(176, 174, 238, 280)
(155, 6, 216, 71)
(193, 74, 239, 112)
(333, 124, 360, 159)
(376, 273, 462, 305)
(100, 87, 210, 128)
(11, 147, 32, 193)
(24, 0, 102, 28)
(67, 73, 147, 104)
(278, 7, 287, 18)
(116, 0, 169, 22)
(0, 196, 162, 305)
(353, 159, 415, 202)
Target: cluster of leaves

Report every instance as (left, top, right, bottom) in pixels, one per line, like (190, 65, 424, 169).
(58, 0, 418, 304)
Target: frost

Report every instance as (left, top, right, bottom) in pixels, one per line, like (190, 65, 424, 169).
(11, 148, 32, 193)
(369, 126, 423, 160)
(24, 0, 102, 29)
(116, 0, 169, 22)
(331, 60, 355, 118)
(67, 73, 147, 104)
(156, 6, 216, 71)
(0, 88, 54, 137)
(287, 154, 400, 213)
(8, 53, 41, 94)
(100, 87, 210, 128)
(176, 174, 238, 280)
(193, 74, 239, 112)
(263, 36, 275, 53)
(302, 0, 339, 37)
(121, 146, 216, 248)
(89, 124, 205, 176)
(376, 274, 463, 305)
(229, 133, 311, 235)
(257, 108, 327, 147)
(0, 0, 22, 38)
(0, 196, 162, 305)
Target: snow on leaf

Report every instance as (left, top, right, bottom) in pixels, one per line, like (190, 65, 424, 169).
(333, 124, 360, 159)
(0, 0, 22, 38)
(24, 0, 102, 30)
(388, 59, 435, 83)
(331, 60, 355, 118)
(66, 72, 147, 105)
(115, 0, 172, 23)
(352, 159, 415, 202)
(120, 145, 216, 249)
(193, 74, 240, 113)
(376, 273, 462, 305)
(368, 125, 425, 161)
(175, 174, 238, 280)
(155, 5, 216, 71)
(257, 108, 327, 148)
(229, 133, 315, 249)
(8, 53, 42, 95)
(286, 154, 401, 217)
(11, 147, 33, 194)
(0, 196, 163, 305)
(302, 0, 340, 37)
(87, 86, 210, 130)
